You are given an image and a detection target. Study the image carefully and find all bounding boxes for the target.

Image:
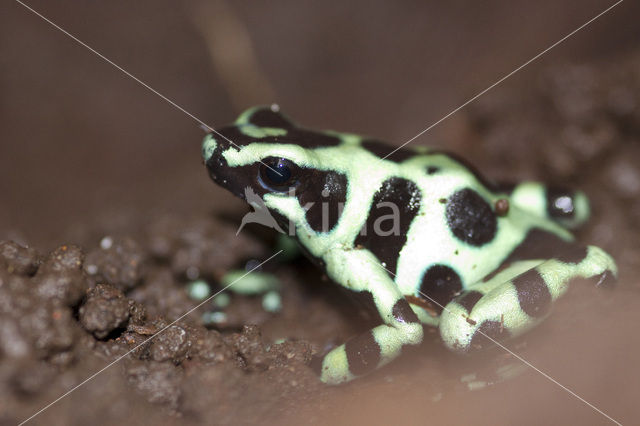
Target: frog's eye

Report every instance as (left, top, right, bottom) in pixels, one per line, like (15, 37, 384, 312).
(259, 157, 299, 192)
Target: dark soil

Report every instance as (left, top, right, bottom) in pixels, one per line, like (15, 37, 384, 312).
(2, 17, 640, 426)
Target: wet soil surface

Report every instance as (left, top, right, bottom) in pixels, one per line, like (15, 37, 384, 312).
(2, 50, 640, 425)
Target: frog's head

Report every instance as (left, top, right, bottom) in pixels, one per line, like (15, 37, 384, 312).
(202, 105, 348, 234)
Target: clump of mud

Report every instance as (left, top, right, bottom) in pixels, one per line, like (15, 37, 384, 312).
(0, 217, 324, 425)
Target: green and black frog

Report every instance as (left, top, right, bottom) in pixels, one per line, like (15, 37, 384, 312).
(202, 105, 617, 385)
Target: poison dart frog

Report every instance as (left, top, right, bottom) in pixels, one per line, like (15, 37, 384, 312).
(202, 105, 617, 385)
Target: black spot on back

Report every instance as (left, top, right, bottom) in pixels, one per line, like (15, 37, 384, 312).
(455, 290, 483, 313)
(392, 299, 420, 324)
(217, 123, 342, 149)
(354, 178, 422, 276)
(512, 268, 552, 318)
(470, 320, 510, 349)
(247, 108, 294, 128)
(287, 128, 343, 148)
(506, 228, 587, 264)
(446, 188, 497, 246)
(418, 264, 463, 313)
(426, 166, 440, 175)
(546, 186, 576, 219)
(361, 140, 417, 163)
(345, 331, 381, 376)
(216, 126, 248, 146)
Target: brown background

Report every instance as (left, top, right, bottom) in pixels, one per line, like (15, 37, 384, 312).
(2, 0, 639, 247)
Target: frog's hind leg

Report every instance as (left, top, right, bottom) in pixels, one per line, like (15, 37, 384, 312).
(309, 249, 424, 384)
(438, 245, 616, 352)
(310, 295, 423, 385)
(498, 182, 590, 229)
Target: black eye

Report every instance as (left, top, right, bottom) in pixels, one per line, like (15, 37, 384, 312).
(259, 157, 298, 191)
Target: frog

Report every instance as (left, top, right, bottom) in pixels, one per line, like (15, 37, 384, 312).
(201, 104, 617, 385)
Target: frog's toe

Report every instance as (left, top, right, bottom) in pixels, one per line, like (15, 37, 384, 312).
(594, 269, 616, 290)
(439, 301, 475, 351)
(439, 300, 510, 352)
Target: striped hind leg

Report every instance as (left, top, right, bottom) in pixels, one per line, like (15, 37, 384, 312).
(309, 294, 424, 384)
(439, 245, 617, 352)
(310, 249, 424, 384)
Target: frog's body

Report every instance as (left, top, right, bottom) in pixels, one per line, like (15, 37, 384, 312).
(202, 105, 617, 384)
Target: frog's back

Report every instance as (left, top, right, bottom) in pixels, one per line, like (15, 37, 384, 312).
(345, 142, 570, 296)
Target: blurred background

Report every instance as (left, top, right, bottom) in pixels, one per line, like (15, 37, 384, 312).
(2, 0, 639, 247)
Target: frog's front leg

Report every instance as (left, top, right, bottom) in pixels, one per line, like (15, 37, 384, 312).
(439, 245, 617, 351)
(310, 248, 423, 384)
